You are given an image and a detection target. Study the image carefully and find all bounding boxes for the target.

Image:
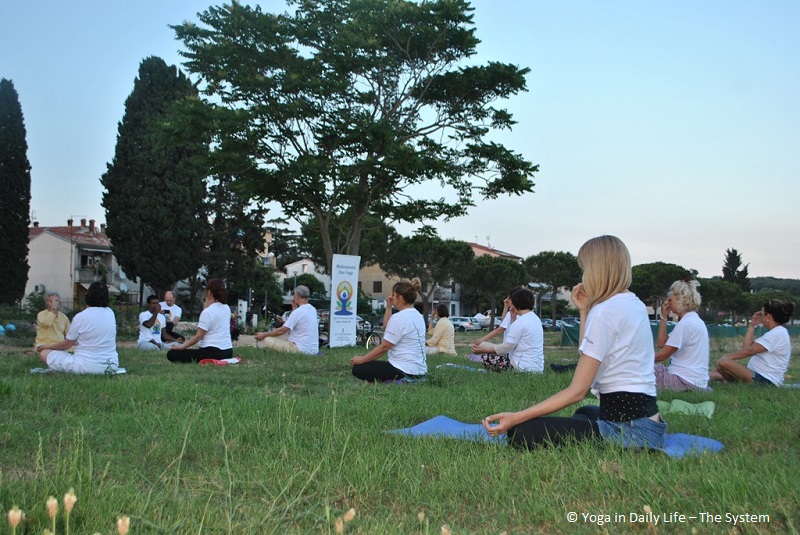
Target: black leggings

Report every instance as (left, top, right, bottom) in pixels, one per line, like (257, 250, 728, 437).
(167, 346, 233, 363)
(352, 360, 407, 382)
(508, 405, 602, 449)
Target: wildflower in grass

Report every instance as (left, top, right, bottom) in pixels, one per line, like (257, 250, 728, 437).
(7, 506, 25, 534)
(64, 488, 77, 535)
(643, 504, 652, 514)
(343, 508, 356, 523)
(418, 512, 425, 523)
(441, 524, 451, 535)
(117, 515, 130, 535)
(46, 496, 58, 533)
(334, 517, 344, 533)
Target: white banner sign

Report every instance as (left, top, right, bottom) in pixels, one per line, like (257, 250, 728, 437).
(328, 254, 361, 348)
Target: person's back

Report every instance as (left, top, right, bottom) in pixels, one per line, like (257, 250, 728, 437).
(71, 307, 118, 368)
(286, 303, 319, 354)
(506, 311, 544, 372)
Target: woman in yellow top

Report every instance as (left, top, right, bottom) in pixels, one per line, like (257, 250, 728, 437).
(35, 292, 71, 347)
(426, 304, 457, 356)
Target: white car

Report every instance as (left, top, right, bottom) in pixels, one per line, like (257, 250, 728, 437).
(356, 316, 372, 331)
(450, 316, 481, 332)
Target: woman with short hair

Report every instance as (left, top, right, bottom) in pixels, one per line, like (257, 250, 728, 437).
(710, 299, 795, 386)
(470, 288, 544, 372)
(483, 236, 665, 450)
(351, 278, 427, 382)
(167, 279, 234, 364)
(36, 282, 120, 374)
(654, 279, 710, 391)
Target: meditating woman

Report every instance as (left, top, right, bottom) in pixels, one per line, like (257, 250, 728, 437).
(351, 278, 427, 382)
(470, 288, 544, 372)
(36, 281, 120, 374)
(483, 235, 665, 450)
(654, 280, 710, 391)
(425, 304, 457, 356)
(167, 278, 234, 363)
(710, 299, 795, 387)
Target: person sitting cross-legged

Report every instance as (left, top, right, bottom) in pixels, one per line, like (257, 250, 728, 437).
(137, 295, 181, 351)
(710, 299, 795, 387)
(653, 280, 710, 391)
(254, 285, 319, 355)
(470, 288, 544, 373)
(167, 279, 234, 364)
(35, 291, 71, 348)
(425, 304, 457, 356)
(35, 282, 121, 374)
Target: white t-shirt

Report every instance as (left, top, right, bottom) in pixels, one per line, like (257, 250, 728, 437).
(160, 302, 182, 324)
(579, 292, 656, 396)
(383, 307, 427, 376)
(67, 307, 118, 369)
(284, 303, 319, 354)
(197, 302, 233, 350)
(665, 311, 710, 388)
(748, 325, 791, 386)
(138, 311, 167, 345)
(504, 311, 544, 372)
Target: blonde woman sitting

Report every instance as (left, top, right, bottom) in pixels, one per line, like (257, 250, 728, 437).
(654, 280, 710, 391)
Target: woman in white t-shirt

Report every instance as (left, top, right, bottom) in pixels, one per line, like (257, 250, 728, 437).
(710, 299, 795, 387)
(483, 236, 666, 450)
(167, 278, 234, 364)
(654, 279, 710, 391)
(36, 281, 120, 374)
(351, 278, 427, 382)
(471, 288, 544, 372)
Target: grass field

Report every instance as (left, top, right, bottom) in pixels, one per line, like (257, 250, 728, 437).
(1, 330, 798, 534)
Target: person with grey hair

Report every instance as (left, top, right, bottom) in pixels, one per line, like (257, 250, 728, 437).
(35, 291, 71, 348)
(255, 285, 319, 354)
(654, 279, 710, 391)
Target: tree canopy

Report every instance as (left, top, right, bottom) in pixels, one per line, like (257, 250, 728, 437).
(461, 255, 527, 322)
(0, 79, 32, 305)
(172, 0, 537, 271)
(380, 230, 475, 318)
(524, 251, 581, 323)
(630, 262, 696, 308)
(101, 57, 209, 297)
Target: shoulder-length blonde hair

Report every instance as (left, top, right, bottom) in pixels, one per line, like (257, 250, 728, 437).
(578, 235, 631, 309)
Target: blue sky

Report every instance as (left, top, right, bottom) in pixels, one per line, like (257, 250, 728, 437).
(3, 1, 799, 278)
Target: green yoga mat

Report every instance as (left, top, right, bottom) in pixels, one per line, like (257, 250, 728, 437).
(657, 399, 715, 419)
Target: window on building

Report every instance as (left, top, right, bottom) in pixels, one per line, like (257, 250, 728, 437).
(373, 281, 383, 293)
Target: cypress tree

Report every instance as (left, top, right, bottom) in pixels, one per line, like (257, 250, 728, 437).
(0, 79, 32, 304)
(101, 57, 208, 297)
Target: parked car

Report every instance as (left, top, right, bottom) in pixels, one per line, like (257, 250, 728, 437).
(561, 316, 580, 326)
(450, 316, 482, 332)
(541, 318, 560, 331)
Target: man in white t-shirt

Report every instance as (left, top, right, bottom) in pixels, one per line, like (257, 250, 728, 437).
(159, 291, 185, 342)
(255, 286, 320, 355)
(138, 295, 181, 350)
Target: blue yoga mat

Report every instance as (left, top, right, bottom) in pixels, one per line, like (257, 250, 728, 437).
(390, 415, 724, 459)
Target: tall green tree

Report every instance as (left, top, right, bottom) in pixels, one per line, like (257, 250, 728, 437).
(101, 57, 209, 297)
(205, 174, 268, 284)
(630, 262, 696, 309)
(461, 255, 527, 323)
(0, 79, 32, 305)
(380, 230, 475, 318)
(722, 248, 750, 292)
(524, 251, 581, 326)
(172, 0, 537, 272)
